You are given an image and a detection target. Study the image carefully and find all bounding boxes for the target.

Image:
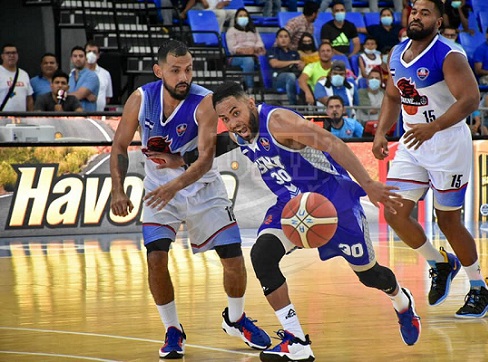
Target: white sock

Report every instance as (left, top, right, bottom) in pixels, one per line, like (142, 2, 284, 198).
(156, 301, 181, 331)
(389, 286, 410, 312)
(463, 260, 487, 288)
(227, 296, 245, 322)
(275, 304, 305, 340)
(414, 240, 444, 267)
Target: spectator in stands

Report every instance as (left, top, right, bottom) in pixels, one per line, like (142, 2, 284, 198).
(179, 0, 207, 20)
(298, 42, 333, 105)
(319, 0, 351, 13)
(297, 32, 319, 66)
(358, 68, 384, 123)
(284, 1, 319, 51)
(440, 26, 459, 43)
(206, 0, 236, 32)
(85, 41, 113, 111)
(364, 8, 402, 52)
(358, 36, 382, 79)
(443, 0, 474, 35)
(156, 0, 177, 30)
(467, 109, 486, 136)
(226, 8, 266, 93)
(68, 45, 99, 112)
(30, 53, 58, 101)
(473, 28, 488, 85)
(314, 59, 358, 113)
(372, 45, 392, 89)
(369, 0, 402, 12)
(34, 70, 83, 112)
(399, 27, 408, 42)
(320, 0, 360, 57)
(326, 95, 364, 138)
(268, 28, 304, 105)
(401, 0, 412, 28)
(0, 44, 33, 112)
(257, 0, 281, 17)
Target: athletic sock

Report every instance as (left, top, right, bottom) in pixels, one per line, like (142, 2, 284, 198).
(414, 240, 445, 267)
(157, 301, 181, 331)
(275, 304, 305, 340)
(463, 260, 487, 288)
(389, 285, 410, 312)
(227, 296, 245, 322)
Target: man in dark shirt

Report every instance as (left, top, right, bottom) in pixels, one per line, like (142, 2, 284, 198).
(320, 0, 360, 57)
(35, 70, 83, 112)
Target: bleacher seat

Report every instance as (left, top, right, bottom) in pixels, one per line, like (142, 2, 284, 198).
(260, 32, 276, 50)
(278, 12, 301, 28)
(227, 0, 245, 10)
(357, 77, 368, 89)
(258, 55, 279, 90)
(332, 54, 352, 70)
(473, 1, 488, 15)
(349, 53, 360, 77)
(314, 12, 333, 43)
(478, 11, 488, 33)
(459, 31, 486, 60)
(187, 10, 221, 46)
(364, 12, 380, 27)
(345, 12, 366, 29)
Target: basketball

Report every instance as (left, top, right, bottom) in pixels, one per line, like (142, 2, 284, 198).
(281, 192, 338, 248)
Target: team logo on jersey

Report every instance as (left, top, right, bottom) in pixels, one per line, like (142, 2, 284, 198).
(142, 136, 173, 164)
(396, 77, 428, 115)
(259, 137, 270, 151)
(144, 118, 155, 130)
(416, 67, 430, 80)
(176, 123, 187, 136)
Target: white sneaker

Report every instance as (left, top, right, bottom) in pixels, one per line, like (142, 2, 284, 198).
(259, 330, 315, 361)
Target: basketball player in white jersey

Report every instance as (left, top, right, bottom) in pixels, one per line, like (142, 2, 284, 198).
(373, 0, 488, 318)
(110, 39, 270, 359)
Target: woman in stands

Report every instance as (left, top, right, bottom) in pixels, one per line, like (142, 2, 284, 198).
(226, 8, 266, 93)
(297, 32, 319, 66)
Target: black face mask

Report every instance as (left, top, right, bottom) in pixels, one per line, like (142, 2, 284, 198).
(301, 44, 314, 51)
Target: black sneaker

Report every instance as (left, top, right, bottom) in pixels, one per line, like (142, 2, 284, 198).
(455, 286, 488, 318)
(428, 247, 461, 306)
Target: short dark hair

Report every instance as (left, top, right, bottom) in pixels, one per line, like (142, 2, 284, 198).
(212, 81, 246, 109)
(51, 69, 69, 83)
(331, 0, 345, 9)
(40, 52, 57, 63)
(413, 0, 444, 17)
(379, 8, 393, 17)
(276, 27, 291, 38)
(71, 45, 85, 55)
(157, 39, 189, 63)
(303, 1, 319, 16)
(2, 44, 17, 53)
(84, 40, 100, 53)
(326, 95, 344, 107)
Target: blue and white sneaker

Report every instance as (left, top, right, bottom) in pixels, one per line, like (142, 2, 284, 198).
(260, 330, 314, 362)
(455, 285, 488, 318)
(222, 307, 271, 350)
(396, 288, 421, 346)
(159, 325, 186, 359)
(428, 247, 461, 306)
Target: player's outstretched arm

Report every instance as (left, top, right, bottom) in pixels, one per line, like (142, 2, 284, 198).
(268, 109, 403, 214)
(110, 90, 141, 217)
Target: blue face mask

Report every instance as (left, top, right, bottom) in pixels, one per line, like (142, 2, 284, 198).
(451, 1, 462, 8)
(334, 12, 346, 22)
(236, 17, 249, 27)
(380, 16, 393, 26)
(331, 74, 345, 87)
(368, 78, 381, 91)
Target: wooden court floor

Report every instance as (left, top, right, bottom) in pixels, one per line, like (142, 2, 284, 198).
(1, 225, 488, 362)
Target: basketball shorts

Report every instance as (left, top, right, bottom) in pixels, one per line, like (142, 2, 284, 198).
(387, 124, 472, 209)
(142, 176, 241, 254)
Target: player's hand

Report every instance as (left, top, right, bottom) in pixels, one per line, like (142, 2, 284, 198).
(110, 190, 134, 217)
(372, 133, 389, 160)
(363, 180, 403, 214)
(145, 151, 185, 169)
(403, 122, 438, 150)
(143, 183, 178, 210)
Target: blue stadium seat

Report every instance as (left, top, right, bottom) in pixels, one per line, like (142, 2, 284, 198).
(364, 12, 380, 27)
(187, 10, 221, 46)
(278, 12, 301, 28)
(258, 55, 285, 92)
(260, 32, 276, 50)
(227, 0, 245, 10)
(478, 11, 488, 33)
(345, 12, 366, 29)
(473, 1, 488, 15)
(357, 77, 368, 89)
(314, 12, 333, 43)
(221, 32, 230, 55)
(332, 54, 352, 70)
(349, 53, 360, 77)
(394, 12, 402, 24)
(459, 31, 486, 59)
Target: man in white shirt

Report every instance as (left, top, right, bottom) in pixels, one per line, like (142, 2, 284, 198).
(85, 41, 113, 111)
(0, 44, 34, 112)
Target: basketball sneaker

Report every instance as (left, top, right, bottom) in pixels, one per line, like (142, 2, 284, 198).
(259, 330, 315, 362)
(221, 307, 271, 350)
(395, 288, 421, 346)
(428, 247, 461, 306)
(455, 285, 488, 318)
(159, 325, 186, 359)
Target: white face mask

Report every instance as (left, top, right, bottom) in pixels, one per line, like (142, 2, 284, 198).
(331, 74, 345, 87)
(364, 48, 376, 55)
(400, 36, 408, 42)
(236, 17, 249, 27)
(368, 78, 381, 91)
(382, 54, 388, 63)
(86, 51, 97, 64)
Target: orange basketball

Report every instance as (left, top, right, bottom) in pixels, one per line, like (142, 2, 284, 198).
(281, 192, 338, 248)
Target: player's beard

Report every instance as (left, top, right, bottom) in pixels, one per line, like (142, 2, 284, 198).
(406, 20, 437, 40)
(164, 81, 191, 100)
(248, 110, 259, 142)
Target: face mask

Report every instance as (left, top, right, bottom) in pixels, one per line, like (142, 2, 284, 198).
(364, 48, 376, 55)
(451, 1, 462, 9)
(236, 17, 249, 27)
(368, 78, 381, 91)
(334, 12, 346, 22)
(331, 74, 345, 87)
(382, 54, 388, 63)
(380, 16, 393, 26)
(400, 36, 408, 42)
(86, 51, 97, 64)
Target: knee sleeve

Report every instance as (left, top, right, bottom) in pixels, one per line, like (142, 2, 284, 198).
(215, 243, 243, 259)
(355, 263, 397, 294)
(250, 234, 286, 296)
(145, 238, 172, 255)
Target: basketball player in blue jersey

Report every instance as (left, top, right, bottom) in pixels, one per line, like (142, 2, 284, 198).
(372, 0, 488, 318)
(109, 40, 270, 359)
